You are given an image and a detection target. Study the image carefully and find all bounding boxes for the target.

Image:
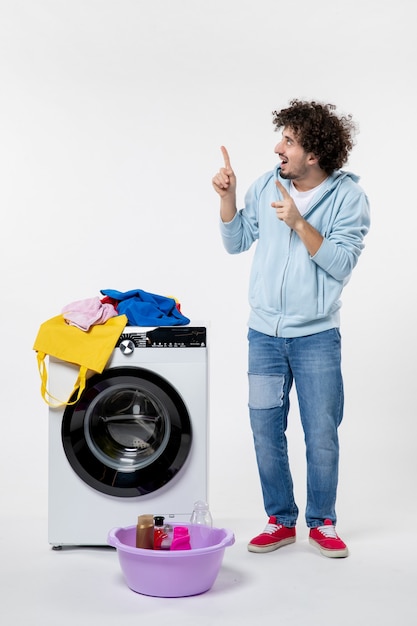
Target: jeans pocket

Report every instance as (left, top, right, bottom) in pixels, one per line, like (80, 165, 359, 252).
(248, 373, 284, 410)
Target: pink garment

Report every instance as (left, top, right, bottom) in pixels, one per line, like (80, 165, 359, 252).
(62, 296, 118, 331)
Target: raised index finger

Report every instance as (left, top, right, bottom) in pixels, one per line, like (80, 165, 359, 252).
(275, 179, 290, 197)
(220, 145, 232, 170)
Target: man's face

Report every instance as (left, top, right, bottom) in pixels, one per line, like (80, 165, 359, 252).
(274, 126, 313, 181)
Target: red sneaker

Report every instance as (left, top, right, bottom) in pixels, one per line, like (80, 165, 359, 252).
(247, 516, 296, 553)
(309, 519, 349, 558)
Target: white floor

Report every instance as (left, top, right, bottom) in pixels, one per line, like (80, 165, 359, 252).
(1, 514, 416, 625)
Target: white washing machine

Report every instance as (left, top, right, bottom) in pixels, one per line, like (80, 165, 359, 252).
(48, 325, 208, 547)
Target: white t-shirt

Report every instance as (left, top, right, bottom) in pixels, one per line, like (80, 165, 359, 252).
(290, 179, 328, 216)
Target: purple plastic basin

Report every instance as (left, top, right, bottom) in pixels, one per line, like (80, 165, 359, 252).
(107, 523, 235, 597)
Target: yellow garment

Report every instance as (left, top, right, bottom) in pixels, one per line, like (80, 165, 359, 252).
(33, 314, 127, 407)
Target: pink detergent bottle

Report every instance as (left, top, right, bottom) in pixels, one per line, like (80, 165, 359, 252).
(170, 525, 191, 550)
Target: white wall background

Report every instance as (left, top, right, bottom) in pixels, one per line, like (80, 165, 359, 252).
(1, 0, 416, 527)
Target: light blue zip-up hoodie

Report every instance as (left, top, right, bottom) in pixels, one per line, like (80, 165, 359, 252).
(220, 165, 370, 338)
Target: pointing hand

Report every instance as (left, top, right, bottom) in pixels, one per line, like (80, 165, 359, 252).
(212, 146, 237, 198)
(272, 180, 302, 229)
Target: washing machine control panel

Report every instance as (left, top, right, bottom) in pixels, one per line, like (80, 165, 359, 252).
(117, 326, 206, 350)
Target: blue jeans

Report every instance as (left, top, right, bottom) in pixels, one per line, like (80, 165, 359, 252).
(248, 328, 344, 528)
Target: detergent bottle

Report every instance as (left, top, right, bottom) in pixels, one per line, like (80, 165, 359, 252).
(135, 514, 154, 549)
(153, 516, 172, 550)
(170, 526, 191, 550)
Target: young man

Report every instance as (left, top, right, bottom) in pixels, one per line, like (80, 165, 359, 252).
(212, 99, 370, 558)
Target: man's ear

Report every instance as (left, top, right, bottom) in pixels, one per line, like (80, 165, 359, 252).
(307, 152, 319, 165)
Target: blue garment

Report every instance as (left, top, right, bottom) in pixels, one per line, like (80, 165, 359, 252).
(100, 289, 190, 326)
(248, 328, 343, 528)
(220, 166, 370, 338)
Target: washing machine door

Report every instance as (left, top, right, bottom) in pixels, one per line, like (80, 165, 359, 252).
(61, 367, 192, 497)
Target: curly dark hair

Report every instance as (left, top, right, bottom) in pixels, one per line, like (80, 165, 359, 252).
(272, 99, 357, 174)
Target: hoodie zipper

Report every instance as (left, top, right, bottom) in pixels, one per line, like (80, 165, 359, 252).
(274, 180, 337, 337)
(276, 228, 294, 337)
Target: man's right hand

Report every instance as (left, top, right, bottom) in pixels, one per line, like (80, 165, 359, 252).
(212, 146, 237, 198)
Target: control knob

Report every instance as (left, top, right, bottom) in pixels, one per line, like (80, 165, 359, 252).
(119, 339, 135, 355)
